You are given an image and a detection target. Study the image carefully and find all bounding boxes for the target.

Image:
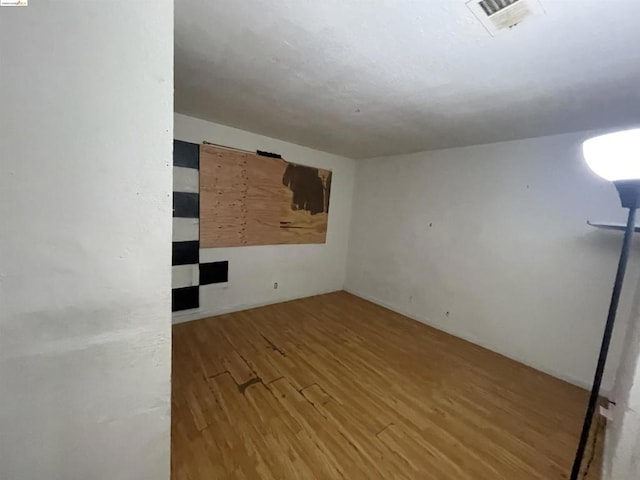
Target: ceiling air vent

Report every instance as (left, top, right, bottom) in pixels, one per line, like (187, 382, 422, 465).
(467, 0, 545, 36)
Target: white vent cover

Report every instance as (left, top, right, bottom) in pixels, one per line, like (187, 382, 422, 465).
(466, 0, 545, 36)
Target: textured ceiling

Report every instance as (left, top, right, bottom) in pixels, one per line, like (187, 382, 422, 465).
(175, 0, 640, 159)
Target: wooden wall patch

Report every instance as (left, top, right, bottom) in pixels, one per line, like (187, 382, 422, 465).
(200, 144, 332, 247)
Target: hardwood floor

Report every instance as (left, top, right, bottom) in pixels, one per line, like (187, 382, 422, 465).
(172, 291, 602, 479)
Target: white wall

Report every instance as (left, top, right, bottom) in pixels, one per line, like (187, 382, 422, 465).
(604, 284, 640, 479)
(173, 114, 356, 323)
(346, 131, 640, 391)
(0, 2, 173, 479)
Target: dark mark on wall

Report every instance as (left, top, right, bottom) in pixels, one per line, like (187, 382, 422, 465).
(173, 192, 199, 218)
(173, 140, 200, 169)
(324, 171, 332, 213)
(200, 261, 228, 285)
(278, 221, 305, 228)
(172, 286, 199, 312)
(256, 150, 282, 159)
(282, 164, 331, 215)
(172, 241, 199, 266)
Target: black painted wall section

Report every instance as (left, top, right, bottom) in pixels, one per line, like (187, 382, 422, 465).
(174, 139, 200, 169)
(172, 241, 199, 266)
(172, 286, 199, 312)
(173, 192, 200, 218)
(200, 261, 229, 285)
(172, 139, 231, 313)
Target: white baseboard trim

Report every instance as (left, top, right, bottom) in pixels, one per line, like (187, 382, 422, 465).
(171, 288, 342, 325)
(344, 287, 603, 394)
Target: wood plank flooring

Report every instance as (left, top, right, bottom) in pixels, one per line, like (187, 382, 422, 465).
(172, 291, 602, 479)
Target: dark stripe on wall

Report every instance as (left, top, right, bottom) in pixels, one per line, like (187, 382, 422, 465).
(256, 149, 282, 159)
(172, 286, 199, 312)
(200, 261, 229, 285)
(172, 241, 199, 266)
(173, 140, 199, 169)
(173, 192, 199, 218)
(172, 139, 201, 314)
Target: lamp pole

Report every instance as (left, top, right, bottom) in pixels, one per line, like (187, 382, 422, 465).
(570, 181, 639, 479)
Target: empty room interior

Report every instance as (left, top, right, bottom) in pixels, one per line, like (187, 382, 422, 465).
(4, 0, 640, 479)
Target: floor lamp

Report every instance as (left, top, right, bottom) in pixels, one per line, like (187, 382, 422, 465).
(570, 128, 640, 479)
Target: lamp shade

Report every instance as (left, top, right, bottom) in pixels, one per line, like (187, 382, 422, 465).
(583, 128, 640, 181)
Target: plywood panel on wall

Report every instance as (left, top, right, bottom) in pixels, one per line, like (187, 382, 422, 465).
(200, 144, 332, 247)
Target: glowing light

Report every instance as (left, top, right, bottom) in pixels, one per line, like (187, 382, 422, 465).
(583, 129, 640, 181)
